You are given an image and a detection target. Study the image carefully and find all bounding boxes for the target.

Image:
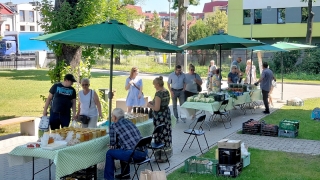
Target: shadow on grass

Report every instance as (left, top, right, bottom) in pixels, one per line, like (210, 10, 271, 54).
(0, 115, 16, 121)
(0, 70, 49, 81)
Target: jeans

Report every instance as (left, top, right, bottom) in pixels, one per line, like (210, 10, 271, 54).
(104, 149, 148, 180)
(262, 90, 270, 112)
(49, 110, 71, 130)
(171, 89, 185, 119)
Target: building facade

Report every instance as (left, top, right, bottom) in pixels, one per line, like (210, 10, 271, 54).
(228, 0, 320, 45)
(0, 3, 14, 37)
(5, 2, 43, 32)
(203, 0, 228, 20)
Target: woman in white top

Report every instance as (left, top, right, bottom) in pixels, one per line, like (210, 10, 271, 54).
(76, 78, 103, 128)
(244, 59, 257, 84)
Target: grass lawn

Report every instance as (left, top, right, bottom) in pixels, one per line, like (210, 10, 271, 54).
(0, 69, 156, 136)
(261, 98, 320, 140)
(168, 147, 320, 180)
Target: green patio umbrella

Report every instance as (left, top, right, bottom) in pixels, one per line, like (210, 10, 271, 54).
(271, 42, 317, 101)
(180, 33, 264, 91)
(32, 20, 183, 123)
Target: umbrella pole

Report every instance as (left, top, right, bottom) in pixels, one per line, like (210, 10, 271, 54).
(219, 44, 222, 92)
(250, 49, 253, 84)
(108, 45, 114, 131)
(281, 52, 284, 100)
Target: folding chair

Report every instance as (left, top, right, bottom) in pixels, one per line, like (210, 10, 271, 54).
(233, 94, 248, 115)
(248, 90, 263, 110)
(147, 124, 170, 171)
(181, 115, 209, 154)
(208, 99, 232, 129)
(122, 136, 153, 180)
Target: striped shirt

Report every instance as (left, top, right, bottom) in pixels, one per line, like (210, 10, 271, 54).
(109, 118, 142, 150)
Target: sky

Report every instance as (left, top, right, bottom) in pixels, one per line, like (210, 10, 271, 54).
(8, 0, 207, 13)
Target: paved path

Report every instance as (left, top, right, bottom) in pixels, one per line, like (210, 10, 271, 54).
(1, 69, 320, 179)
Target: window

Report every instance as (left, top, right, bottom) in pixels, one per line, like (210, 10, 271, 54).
(29, 11, 34, 22)
(301, 7, 308, 23)
(19, 10, 25, 22)
(5, 24, 10, 31)
(243, 9, 251, 24)
(20, 25, 25, 31)
(277, 8, 285, 24)
(30, 26, 35, 31)
(254, 9, 262, 24)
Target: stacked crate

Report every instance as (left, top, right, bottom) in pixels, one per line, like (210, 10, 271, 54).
(184, 156, 218, 175)
(217, 139, 242, 178)
(261, 123, 279, 137)
(278, 119, 300, 138)
(242, 119, 262, 135)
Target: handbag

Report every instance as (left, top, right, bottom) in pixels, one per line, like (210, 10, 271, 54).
(139, 169, 167, 180)
(78, 90, 92, 124)
(195, 73, 202, 92)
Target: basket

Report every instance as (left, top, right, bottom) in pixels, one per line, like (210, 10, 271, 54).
(242, 119, 261, 135)
(279, 119, 300, 131)
(184, 156, 218, 175)
(278, 129, 298, 138)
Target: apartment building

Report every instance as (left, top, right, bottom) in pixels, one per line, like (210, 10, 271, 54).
(228, 0, 320, 45)
(0, 3, 14, 37)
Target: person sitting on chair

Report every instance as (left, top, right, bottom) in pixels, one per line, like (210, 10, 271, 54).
(104, 108, 148, 180)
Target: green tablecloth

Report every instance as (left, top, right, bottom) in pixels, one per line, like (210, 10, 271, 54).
(8, 119, 154, 180)
(181, 90, 262, 113)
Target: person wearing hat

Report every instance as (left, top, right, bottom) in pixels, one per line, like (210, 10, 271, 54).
(43, 74, 77, 130)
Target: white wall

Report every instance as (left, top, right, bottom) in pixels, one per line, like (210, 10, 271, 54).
(0, 15, 13, 37)
(243, 0, 320, 9)
(9, 3, 42, 32)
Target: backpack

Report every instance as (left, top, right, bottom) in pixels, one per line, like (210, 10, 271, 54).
(311, 107, 320, 120)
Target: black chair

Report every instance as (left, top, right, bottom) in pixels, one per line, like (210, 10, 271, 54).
(181, 115, 209, 154)
(122, 136, 153, 180)
(209, 99, 232, 129)
(148, 124, 170, 171)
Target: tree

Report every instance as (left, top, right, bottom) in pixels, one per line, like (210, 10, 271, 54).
(173, 0, 199, 70)
(301, 0, 316, 44)
(206, 10, 228, 34)
(188, 19, 209, 42)
(144, 11, 163, 39)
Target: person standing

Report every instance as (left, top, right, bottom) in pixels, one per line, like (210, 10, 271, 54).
(207, 60, 216, 89)
(147, 76, 172, 162)
(104, 108, 147, 180)
(230, 57, 243, 83)
(254, 62, 274, 114)
(42, 74, 77, 130)
(244, 59, 257, 84)
(76, 78, 103, 128)
(125, 67, 145, 113)
(211, 68, 221, 92)
(185, 64, 202, 99)
(167, 65, 186, 122)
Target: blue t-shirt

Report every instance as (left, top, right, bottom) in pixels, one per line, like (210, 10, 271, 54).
(50, 83, 76, 113)
(228, 72, 239, 84)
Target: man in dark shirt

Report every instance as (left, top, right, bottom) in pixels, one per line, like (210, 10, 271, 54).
(255, 62, 274, 114)
(43, 74, 77, 130)
(104, 108, 147, 180)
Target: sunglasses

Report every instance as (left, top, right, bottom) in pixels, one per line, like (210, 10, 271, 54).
(82, 84, 89, 86)
(190, 69, 195, 71)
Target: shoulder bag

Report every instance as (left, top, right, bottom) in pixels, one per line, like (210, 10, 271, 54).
(194, 73, 202, 93)
(79, 90, 92, 124)
(130, 77, 144, 95)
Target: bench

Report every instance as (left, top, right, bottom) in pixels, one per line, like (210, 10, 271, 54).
(0, 116, 39, 136)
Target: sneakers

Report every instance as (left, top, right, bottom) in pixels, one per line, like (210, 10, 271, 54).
(115, 173, 130, 179)
(263, 111, 270, 114)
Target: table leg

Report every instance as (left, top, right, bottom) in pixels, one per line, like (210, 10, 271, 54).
(32, 157, 35, 180)
(94, 164, 97, 180)
(49, 160, 51, 180)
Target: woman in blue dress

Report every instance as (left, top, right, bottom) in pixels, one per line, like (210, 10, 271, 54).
(125, 67, 145, 113)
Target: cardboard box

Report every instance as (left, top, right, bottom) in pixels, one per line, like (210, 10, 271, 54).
(218, 139, 241, 149)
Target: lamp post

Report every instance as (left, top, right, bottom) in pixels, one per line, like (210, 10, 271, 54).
(250, 11, 253, 40)
(184, 0, 189, 73)
(168, 0, 172, 69)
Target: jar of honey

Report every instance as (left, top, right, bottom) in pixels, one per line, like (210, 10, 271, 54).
(101, 129, 107, 136)
(83, 132, 89, 141)
(76, 132, 85, 142)
(96, 130, 101, 137)
(88, 131, 93, 140)
(92, 131, 97, 139)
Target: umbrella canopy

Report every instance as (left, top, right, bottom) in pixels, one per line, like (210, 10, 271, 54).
(32, 20, 182, 53)
(248, 44, 288, 52)
(180, 33, 264, 91)
(272, 42, 317, 51)
(180, 33, 264, 50)
(32, 20, 182, 124)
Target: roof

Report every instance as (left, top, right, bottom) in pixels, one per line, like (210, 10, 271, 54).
(0, 3, 14, 15)
(125, 5, 143, 15)
(202, 1, 228, 13)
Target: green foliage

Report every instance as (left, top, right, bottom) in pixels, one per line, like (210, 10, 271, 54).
(47, 60, 68, 84)
(188, 20, 209, 42)
(271, 50, 301, 74)
(144, 11, 163, 39)
(173, 0, 200, 10)
(206, 10, 228, 34)
(299, 48, 320, 74)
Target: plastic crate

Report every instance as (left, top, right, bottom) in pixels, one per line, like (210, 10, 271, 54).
(184, 156, 218, 175)
(242, 119, 261, 135)
(279, 119, 300, 131)
(278, 129, 298, 138)
(218, 162, 242, 178)
(261, 124, 279, 137)
(287, 100, 304, 106)
(241, 153, 251, 168)
(218, 148, 241, 165)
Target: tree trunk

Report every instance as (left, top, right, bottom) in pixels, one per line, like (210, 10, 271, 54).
(57, 44, 82, 69)
(115, 57, 120, 64)
(176, 0, 186, 69)
(306, 0, 314, 44)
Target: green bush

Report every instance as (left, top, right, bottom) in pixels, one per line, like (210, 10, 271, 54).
(299, 48, 320, 74)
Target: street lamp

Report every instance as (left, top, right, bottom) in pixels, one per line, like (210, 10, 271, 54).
(168, 0, 172, 69)
(250, 11, 253, 40)
(183, 0, 189, 73)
